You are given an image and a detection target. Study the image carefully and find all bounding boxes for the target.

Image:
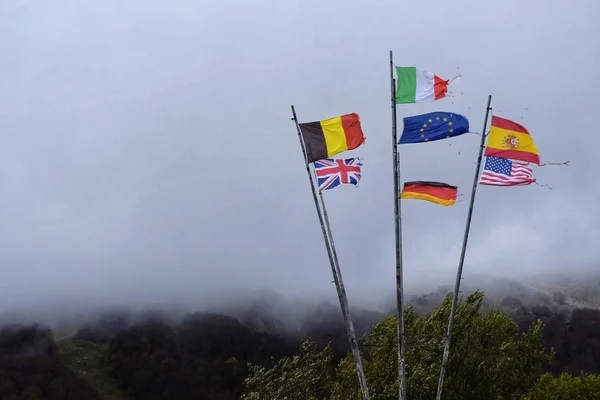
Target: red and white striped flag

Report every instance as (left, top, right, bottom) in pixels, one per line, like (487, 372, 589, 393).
(480, 156, 536, 186)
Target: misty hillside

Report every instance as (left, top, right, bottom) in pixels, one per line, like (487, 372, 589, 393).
(2, 0, 597, 397)
(1, 274, 600, 399)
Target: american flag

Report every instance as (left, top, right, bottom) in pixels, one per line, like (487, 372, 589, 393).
(480, 156, 536, 186)
(313, 158, 362, 191)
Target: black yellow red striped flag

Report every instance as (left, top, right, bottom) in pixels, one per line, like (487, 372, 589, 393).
(400, 181, 458, 206)
(298, 113, 366, 163)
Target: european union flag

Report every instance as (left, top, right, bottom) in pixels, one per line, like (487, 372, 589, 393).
(399, 112, 469, 144)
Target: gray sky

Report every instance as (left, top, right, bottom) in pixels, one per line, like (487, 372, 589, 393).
(0, 0, 598, 314)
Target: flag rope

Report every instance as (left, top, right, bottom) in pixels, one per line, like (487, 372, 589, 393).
(447, 74, 462, 84)
(540, 161, 569, 166)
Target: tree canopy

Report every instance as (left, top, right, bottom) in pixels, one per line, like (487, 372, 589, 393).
(243, 291, 565, 400)
(524, 373, 600, 399)
(332, 291, 551, 400)
(241, 340, 333, 400)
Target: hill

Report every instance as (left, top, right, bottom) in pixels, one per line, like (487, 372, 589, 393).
(1, 273, 599, 399)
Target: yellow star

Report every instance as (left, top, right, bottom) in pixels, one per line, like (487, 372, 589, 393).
(448, 122, 453, 126)
(446, 135, 450, 138)
(436, 117, 440, 120)
(424, 138, 429, 141)
(423, 124, 427, 127)
(420, 128, 424, 132)
(428, 119, 433, 123)
(443, 117, 448, 122)
(420, 134, 425, 138)
(449, 129, 454, 133)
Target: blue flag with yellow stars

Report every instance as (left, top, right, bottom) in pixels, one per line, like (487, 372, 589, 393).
(399, 112, 469, 144)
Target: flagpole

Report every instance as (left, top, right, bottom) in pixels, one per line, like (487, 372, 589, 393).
(435, 94, 492, 400)
(390, 50, 407, 400)
(291, 105, 371, 400)
(318, 190, 371, 400)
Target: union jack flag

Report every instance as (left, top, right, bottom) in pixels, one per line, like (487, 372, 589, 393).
(313, 158, 363, 192)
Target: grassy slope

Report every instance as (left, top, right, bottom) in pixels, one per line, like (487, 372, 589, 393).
(57, 338, 130, 400)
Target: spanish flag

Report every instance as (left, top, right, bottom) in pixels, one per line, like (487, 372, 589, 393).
(400, 181, 458, 206)
(298, 113, 366, 163)
(484, 116, 540, 165)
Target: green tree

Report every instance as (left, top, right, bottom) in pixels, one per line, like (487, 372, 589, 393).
(523, 372, 600, 399)
(331, 291, 552, 400)
(241, 340, 333, 400)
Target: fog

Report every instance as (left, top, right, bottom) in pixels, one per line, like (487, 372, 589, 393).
(0, 1, 598, 321)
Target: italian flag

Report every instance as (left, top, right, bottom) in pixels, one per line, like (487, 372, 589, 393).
(395, 66, 449, 104)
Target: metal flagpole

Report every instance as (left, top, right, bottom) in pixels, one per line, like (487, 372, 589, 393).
(291, 105, 371, 400)
(318, 190, 371, 400)
(435, 94, 492, 400)
(389, 50, 407, 400)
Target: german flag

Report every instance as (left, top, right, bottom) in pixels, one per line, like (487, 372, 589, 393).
(298, 113, 366, 163)
(400, 181, 458, 206)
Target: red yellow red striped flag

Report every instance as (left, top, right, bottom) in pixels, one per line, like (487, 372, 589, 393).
(484, 116, 540, 165)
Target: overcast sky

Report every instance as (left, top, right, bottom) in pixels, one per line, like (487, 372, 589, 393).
(0, 0, 598, 315)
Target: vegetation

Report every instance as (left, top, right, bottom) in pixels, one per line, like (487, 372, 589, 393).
(337, 292, 550, 399)
(243, 291, 553, 400)
(524, 373, 600, 399)
(241, 341, 333, 400)
(0, 324, 101, 400)
(2, 289, 600, 399)
(57, 339, 128, 400)
(103, 313, 298, 399)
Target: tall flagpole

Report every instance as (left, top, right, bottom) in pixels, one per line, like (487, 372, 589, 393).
(319, 190, 371, 400)
(390, 50, 407, 400)
(291, 105, 371, 400)
(435, 95, 492, 400)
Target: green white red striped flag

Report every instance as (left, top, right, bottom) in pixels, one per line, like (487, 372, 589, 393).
(395, 66, 449, 104)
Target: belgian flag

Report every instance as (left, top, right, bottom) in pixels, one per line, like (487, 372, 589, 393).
(298, 113, 366, 163)
(400, 181, 458, 206)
